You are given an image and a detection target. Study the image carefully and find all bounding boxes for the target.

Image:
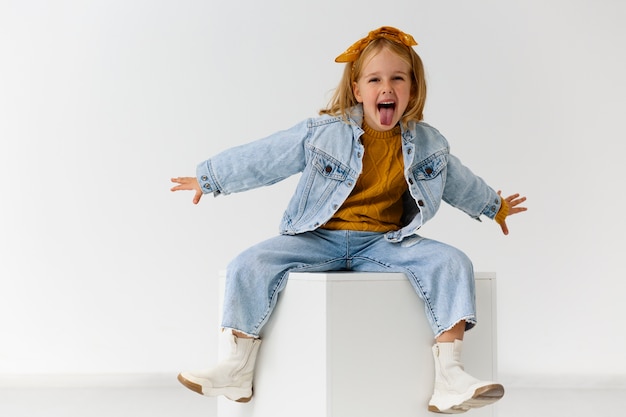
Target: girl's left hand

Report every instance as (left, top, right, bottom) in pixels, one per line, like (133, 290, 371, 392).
(497, 191, 527, 235)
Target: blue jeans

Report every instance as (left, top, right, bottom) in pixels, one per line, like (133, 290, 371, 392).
(222, 229, 476, 338)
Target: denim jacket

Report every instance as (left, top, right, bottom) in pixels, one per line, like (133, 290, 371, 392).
(196, 105, 501, 242)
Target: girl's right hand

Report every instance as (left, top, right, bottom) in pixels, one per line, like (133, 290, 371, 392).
(170, 177, 203, 205)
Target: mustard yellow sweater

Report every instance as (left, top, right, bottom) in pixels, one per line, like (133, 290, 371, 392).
(322, 122, 406, 232)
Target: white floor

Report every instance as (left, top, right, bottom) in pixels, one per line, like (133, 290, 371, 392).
(1, 385, 624, 417)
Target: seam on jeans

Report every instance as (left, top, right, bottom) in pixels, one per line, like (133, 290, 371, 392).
(253, 257, 347, 335)
(403, 268, 444, 335)
(254, 270, 290, 335)
(352, 255, 442, 336)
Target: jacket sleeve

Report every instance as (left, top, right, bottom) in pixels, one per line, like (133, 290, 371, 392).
(442, 154, 502, 220)
(196, 120, 310, 196)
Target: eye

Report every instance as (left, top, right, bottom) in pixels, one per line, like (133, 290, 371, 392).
(368, 77, 380, 83)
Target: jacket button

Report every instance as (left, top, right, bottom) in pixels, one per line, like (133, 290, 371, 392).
(418, 200, 424, 207)
(425, 168, 433, 175)
(325, 165, 332, 173)
(201, 175, 208, 181)
(408, 178, 414, 185)
(203, 183, 211, 190)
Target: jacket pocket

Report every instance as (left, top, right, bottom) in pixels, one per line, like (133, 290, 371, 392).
(312, 152, 350, 181)
(411, 151, 447, 180)
(409, 152, 447, 216)
(282, 149, 351, 232)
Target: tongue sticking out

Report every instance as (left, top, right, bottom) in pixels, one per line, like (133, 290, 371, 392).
(379, 104, 395, 126)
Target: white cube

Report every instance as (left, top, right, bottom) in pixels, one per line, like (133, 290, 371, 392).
(218, 272, 497, 417)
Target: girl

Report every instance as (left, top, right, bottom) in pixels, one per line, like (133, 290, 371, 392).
(171, 26, 526, 414)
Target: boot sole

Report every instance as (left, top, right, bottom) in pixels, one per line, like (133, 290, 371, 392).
(177, 373, 253, 403)
(428, 383, 505, 413)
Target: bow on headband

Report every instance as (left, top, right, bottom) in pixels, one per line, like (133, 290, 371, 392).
(335, 26, 418, 63)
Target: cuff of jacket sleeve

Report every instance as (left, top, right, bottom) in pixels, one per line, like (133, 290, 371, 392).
(196, 160, 222, 196)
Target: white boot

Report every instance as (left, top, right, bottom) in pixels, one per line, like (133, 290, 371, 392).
(428, 340, 504, 414)
(178, 333, 262, 402)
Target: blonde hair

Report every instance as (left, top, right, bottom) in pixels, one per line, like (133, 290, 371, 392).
(320, 38, 427, 127)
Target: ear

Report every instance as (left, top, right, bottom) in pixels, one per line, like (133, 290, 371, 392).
(352, 81, 363, 103)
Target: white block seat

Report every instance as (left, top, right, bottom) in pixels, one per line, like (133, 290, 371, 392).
(217, 272, 498, 417)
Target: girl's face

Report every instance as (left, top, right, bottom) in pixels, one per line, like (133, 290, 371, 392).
(353, 47, 413, 132)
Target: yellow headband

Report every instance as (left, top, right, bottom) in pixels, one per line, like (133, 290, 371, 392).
(335, 26, 418, 63)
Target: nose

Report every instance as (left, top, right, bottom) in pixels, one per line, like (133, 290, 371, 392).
(382, 81, 393, 94)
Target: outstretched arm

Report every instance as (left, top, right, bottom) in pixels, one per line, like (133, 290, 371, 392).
(170, 177, 203, 205)
(494, 191, 527, 235)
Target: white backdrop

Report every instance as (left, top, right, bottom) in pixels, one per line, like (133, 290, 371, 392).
(1, 0, 625, 388)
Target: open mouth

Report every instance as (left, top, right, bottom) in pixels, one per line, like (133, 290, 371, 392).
(377, 101, 396, 125)
(378, 102, 396, 110)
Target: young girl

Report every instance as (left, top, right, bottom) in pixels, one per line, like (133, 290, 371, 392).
(171, 26, 526, 414)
